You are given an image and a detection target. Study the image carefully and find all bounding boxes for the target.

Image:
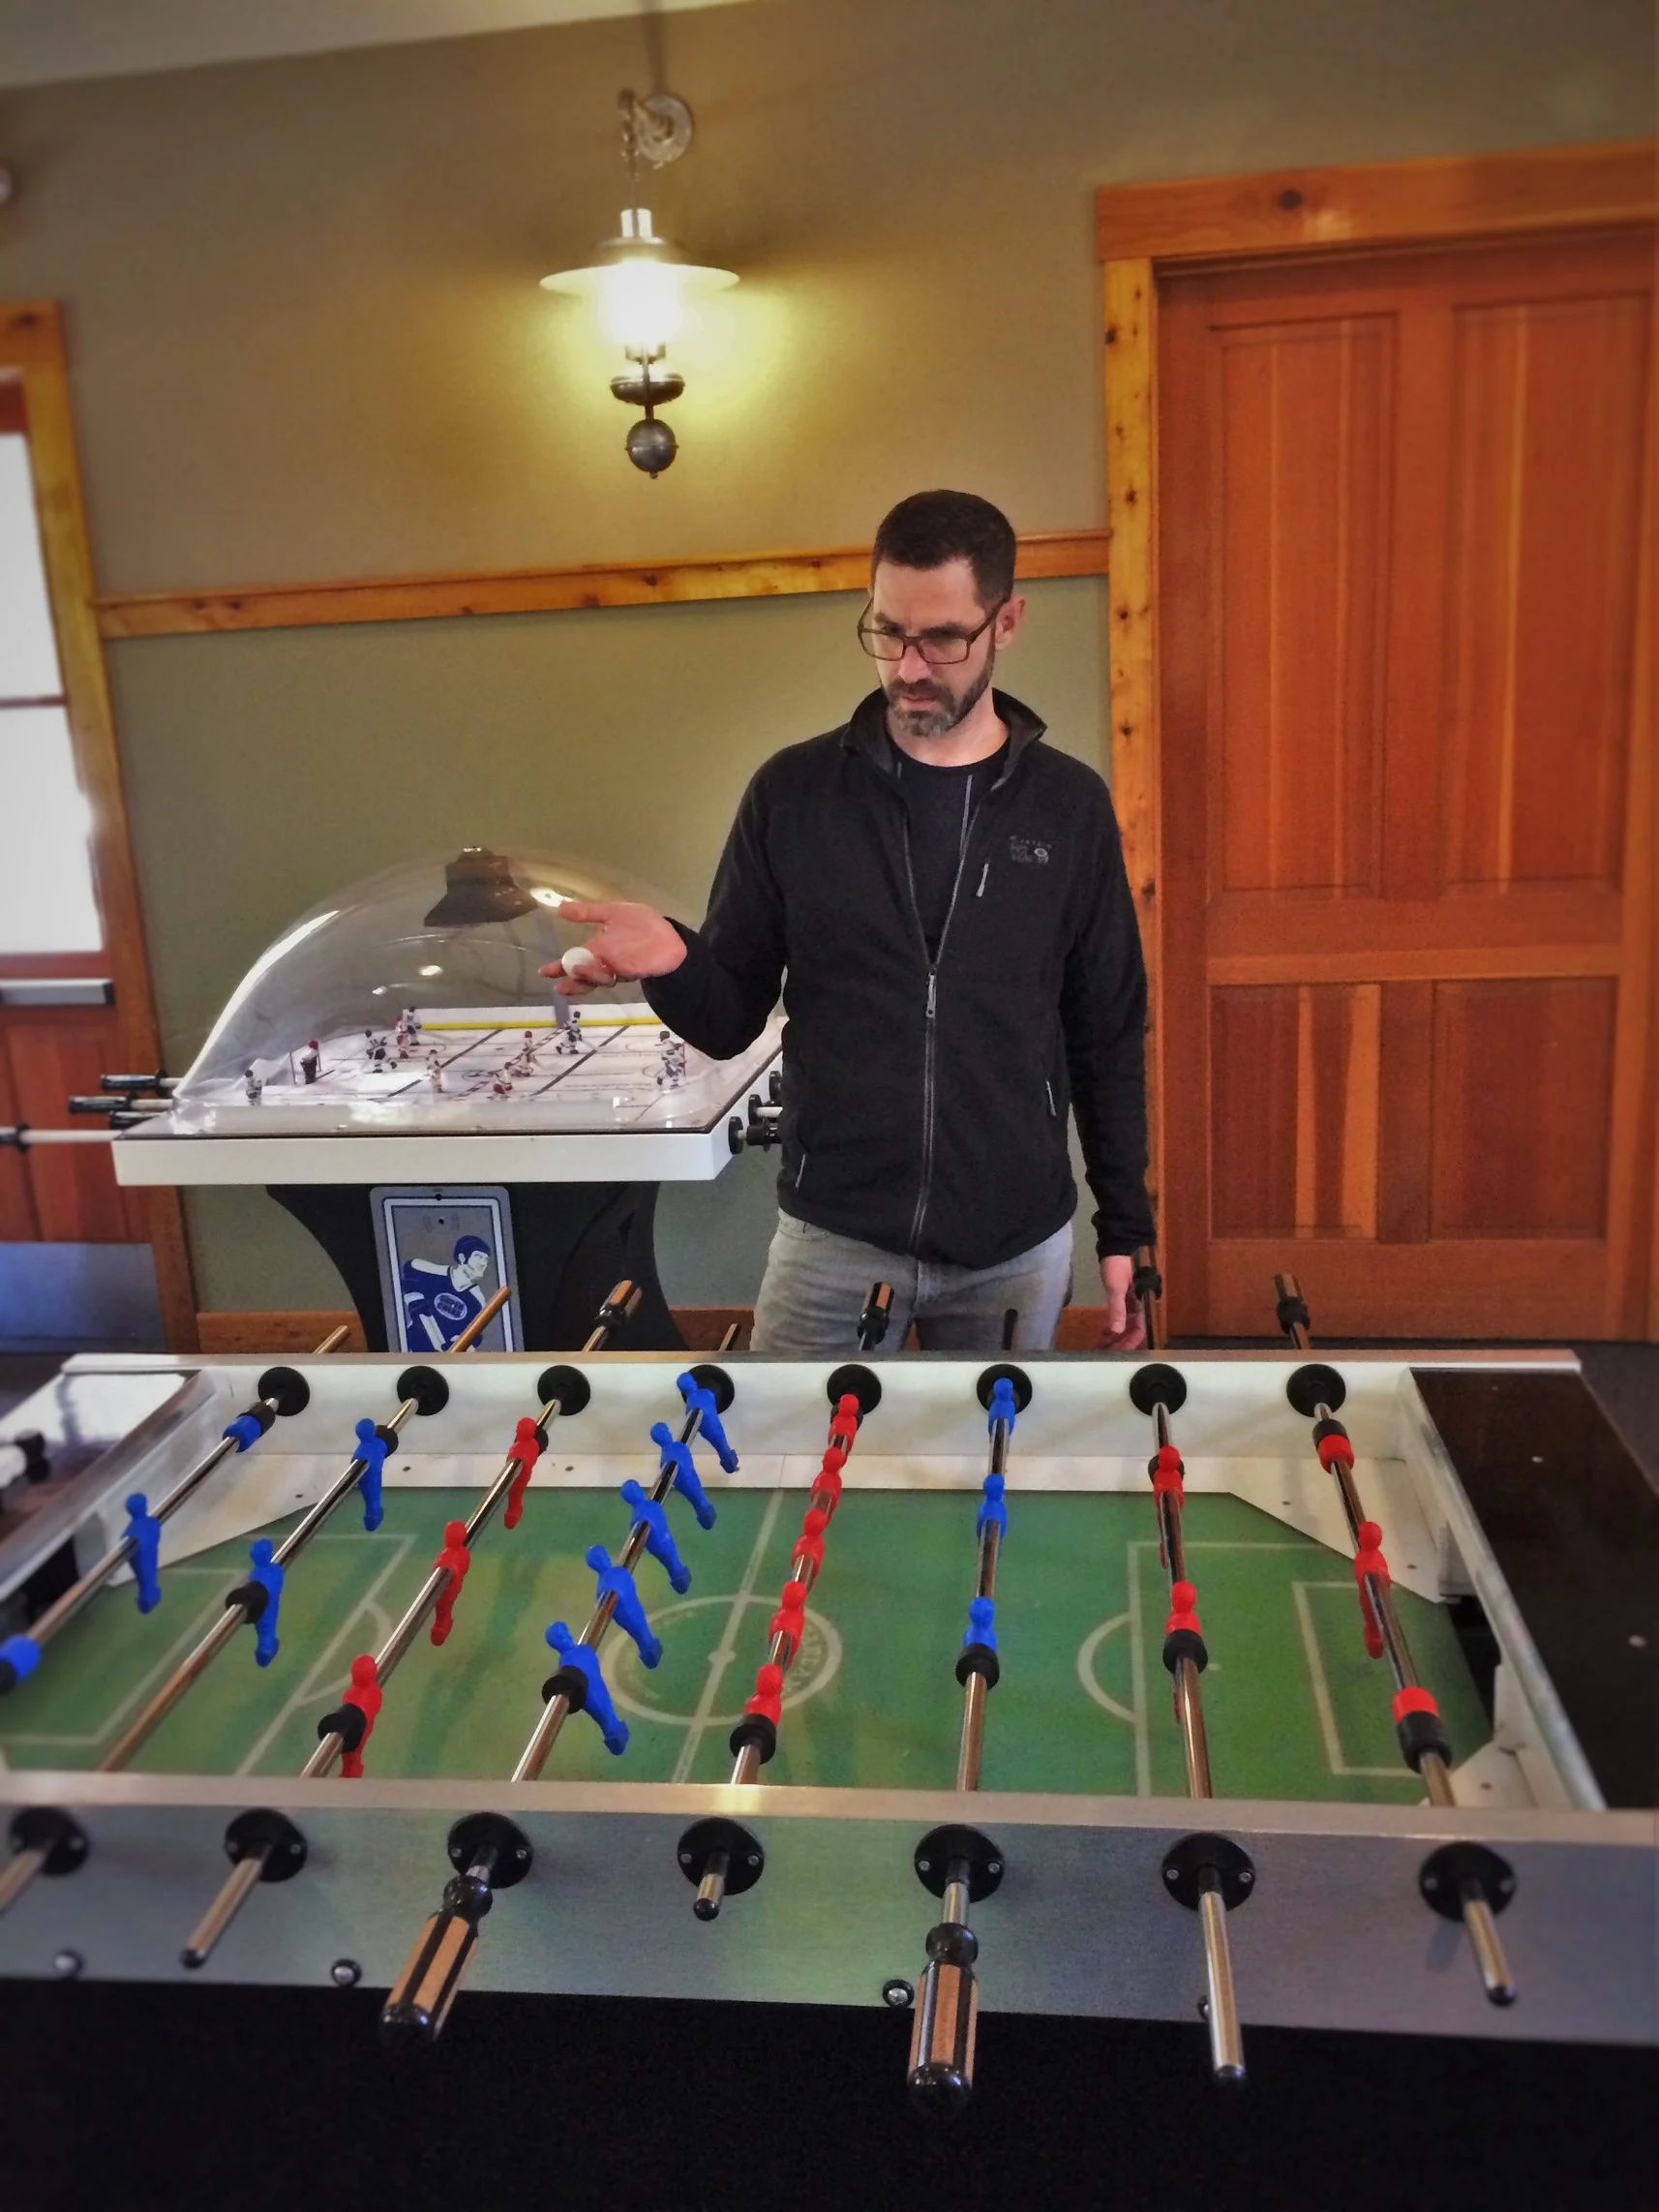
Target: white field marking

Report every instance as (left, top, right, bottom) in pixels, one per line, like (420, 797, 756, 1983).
(607, 1595, 842, 1728)
(1127, 1543, 1150, 1795)
(1290, 1580, 1403, 1778)
(668, 1487, 786, 1785)
(1124, 1538, 1346, 1794)
(233, 1538, 414, 1774)
(0, 1531, 400, 1749)
(0, 1567, 232, 1748)
(1076, 1613, 1136, 1723)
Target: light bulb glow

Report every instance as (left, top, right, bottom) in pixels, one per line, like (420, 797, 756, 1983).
(599, 256, 684, 354)
(542, 208, 738, 363)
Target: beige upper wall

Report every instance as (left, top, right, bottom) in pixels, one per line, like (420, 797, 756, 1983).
(0, 0, 1650, 594)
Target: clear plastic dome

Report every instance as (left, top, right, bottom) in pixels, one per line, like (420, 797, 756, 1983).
(166, 846, 710, 1135)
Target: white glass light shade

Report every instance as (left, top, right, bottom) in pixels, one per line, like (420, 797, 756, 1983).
(541, 207, 737, 359)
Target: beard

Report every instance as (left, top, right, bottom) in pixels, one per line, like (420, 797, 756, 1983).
(884, 649, 996, 740)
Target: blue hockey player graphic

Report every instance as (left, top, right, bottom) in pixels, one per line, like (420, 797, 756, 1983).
(400, 1234, 493, 1351)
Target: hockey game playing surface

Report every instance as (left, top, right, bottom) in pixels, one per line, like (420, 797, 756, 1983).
(173, 1004, 763, 1134)
(0, 1486, 1490, 1803)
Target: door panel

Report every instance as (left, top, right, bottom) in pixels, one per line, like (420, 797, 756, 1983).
(3, 1011, 147, 1242)
(1428, 978, 1616, 1239)
(1441, 291, 1646, 893)
(1213, 317, 1392, 899)
(1160, 227, 1654, 1338)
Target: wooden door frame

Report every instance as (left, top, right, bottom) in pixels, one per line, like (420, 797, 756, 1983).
(1, 301, 198, 1349)
(1097, 139, 1659, 1336)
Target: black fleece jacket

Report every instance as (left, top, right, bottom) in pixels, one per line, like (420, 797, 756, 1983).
(645, 688, 1155, 1268)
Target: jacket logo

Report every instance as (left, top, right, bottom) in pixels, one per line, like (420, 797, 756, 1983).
(1008, 835, 1051, 865)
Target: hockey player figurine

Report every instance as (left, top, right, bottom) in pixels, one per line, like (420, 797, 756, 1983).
(299, 1040, 321, 1084)
(367, 1032, 391, 1074)
(242, 1068, 263, 1106)
(426, 1048, 444, 1092)
(656, 1039, 686, 1088)
(491, 1074, 514, 1100)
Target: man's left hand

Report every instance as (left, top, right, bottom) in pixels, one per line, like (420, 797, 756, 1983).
(1098, 1254, 1147, 1350)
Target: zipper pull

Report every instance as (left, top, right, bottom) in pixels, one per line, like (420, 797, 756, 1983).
(977, 861, 989, 897)
(926, 973, 937, 1018)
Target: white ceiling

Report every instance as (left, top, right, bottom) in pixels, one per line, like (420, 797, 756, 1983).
(0, 0, 762, 90)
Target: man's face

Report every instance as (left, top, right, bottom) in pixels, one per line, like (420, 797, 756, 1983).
(452, 1248, 490, 1289)
(868, 558, 1019, 742)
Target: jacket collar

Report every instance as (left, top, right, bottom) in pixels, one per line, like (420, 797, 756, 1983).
(841, 687, 1047, 780)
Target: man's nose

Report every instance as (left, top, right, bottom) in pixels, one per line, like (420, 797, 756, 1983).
(896, 640, 933, 680)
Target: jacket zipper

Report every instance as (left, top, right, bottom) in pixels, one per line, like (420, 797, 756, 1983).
(901, 791, 989, 1251)
(1044, 1078, 1057, 1117)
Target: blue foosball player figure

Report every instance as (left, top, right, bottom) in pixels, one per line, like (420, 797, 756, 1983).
(238, 1539, 286, 1667)
(353, 1417, 389, 1532)
(618, 1479, 692, 1593)
(124, 1494, 163, 1614)
(585, 1545, 662, 1666)
(543, 1622, 628, 1754)
(649, 1423, 715, 1530)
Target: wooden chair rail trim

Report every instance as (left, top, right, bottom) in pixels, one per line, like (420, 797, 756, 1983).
(194, 1305, 1127, 1354)
(94, 529, 1111, 641)
(1096, 138, 1657, 264)
(1207, 945, 1625, 988)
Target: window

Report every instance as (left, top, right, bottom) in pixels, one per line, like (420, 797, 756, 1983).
(0, 389, 102, 954)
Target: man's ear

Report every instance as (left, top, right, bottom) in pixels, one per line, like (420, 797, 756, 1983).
(997, 592, 1028, 648)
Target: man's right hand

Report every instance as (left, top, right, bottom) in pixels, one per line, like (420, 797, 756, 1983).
(541, 898, 688, 996)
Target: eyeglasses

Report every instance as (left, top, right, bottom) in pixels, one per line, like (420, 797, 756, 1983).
(856, 598, 1005, 667)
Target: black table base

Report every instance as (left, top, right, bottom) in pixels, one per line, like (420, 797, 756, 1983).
(268, 1181, 684, 1352)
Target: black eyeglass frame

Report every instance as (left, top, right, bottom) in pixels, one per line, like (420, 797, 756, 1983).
(856, 596, 1008, 667)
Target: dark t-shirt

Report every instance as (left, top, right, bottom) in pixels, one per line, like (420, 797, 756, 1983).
(893, 741, 1009, 957)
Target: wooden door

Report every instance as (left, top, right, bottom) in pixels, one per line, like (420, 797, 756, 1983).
(1158, 227, 1654, 1338)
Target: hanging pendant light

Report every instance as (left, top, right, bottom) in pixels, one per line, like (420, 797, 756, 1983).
(541, 91, 738, 477)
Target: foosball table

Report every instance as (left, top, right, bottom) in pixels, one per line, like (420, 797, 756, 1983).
(0, 1304, 1651, 2105)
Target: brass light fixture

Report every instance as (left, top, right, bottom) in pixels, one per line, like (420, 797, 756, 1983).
(541, 90, 737, 477)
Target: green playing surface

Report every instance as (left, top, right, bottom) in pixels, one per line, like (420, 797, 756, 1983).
(0, 1485, 1490, 1803)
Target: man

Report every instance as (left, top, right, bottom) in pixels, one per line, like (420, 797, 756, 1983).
(550, 489, 1153, 1352)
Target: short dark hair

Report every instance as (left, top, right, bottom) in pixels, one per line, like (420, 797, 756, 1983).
(871, 490, 1016, 612)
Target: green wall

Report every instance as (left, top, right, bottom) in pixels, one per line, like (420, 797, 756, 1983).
(0, 0, 1649, 1313)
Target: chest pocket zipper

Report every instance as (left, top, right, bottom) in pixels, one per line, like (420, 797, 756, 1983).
(976, 861, 989, 897)
(1044, 1078, 1058, 1118)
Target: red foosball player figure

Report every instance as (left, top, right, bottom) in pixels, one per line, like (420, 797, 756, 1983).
(327, 1654, 383, 1779)
(430, 1521, 472, 1646)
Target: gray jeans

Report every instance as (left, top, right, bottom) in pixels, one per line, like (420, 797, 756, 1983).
(750, 1212, 1073, 1355)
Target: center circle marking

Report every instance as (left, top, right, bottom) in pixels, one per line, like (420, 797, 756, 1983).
(606, 1592, 843, 1727)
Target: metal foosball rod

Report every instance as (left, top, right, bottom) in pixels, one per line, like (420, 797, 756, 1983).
(0, 1327, 349, 1698)
(903, 1361, 1029, 2116)
(679, 1295, 890, 1923)
(93, 1286, 510, 1778)
(176, 1298, 640, 1970)
(0, 1309, 491, 1920)
(1127, 1363, 1252, 2083)
(1133, 1245, 1165, 1352)
(380, 1358, 739, 2045)
(1277, 1286, 1517, 2007)
(508, 1359, 734, 1787)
